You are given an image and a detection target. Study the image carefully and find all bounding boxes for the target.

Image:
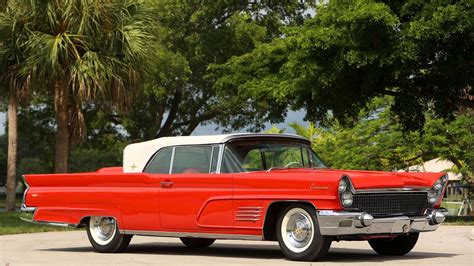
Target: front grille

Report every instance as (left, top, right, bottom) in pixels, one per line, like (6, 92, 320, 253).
(352, 192, 429, 216)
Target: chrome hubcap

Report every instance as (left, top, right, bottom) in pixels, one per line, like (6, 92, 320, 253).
(285, 212, 313, 249)
(93, 217, 116, 242)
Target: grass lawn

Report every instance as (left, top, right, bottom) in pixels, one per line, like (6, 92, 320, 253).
(0, 212, 79, 235)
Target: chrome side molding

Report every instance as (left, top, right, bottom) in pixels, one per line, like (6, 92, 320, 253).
(20, 204, 77, 227)
(120, 230, 262, 241)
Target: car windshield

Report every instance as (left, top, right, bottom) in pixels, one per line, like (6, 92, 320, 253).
(221, 140, 326, 173)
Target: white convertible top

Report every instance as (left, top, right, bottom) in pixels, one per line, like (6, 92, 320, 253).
(122, 133, 308, 173)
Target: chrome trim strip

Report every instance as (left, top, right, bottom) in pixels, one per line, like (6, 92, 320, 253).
(34, 221, 76, 228)
(168, 147, 176, 174)
(209, 145, 215, 173)
(236, 214, 262, 217)
(216, 144, 224, 174)
(237, 207, 263, 210)
(20, 204, 77, 227)
(354, 187, 430, 194)
(221, 133, 310, 144)
(119, 230, 262, 240)
(235, 218, 260, 222)
(21, 175, 29, 206)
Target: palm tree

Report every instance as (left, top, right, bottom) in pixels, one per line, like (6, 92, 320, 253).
(0, 1, 32, 211)
(22, 0, 153, 172)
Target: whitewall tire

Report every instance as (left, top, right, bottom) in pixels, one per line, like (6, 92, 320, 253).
(276, 204, 332, 261)
(86, 216, 132, 253)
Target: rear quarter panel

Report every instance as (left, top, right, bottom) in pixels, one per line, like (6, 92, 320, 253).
(24, 171, 160, 231)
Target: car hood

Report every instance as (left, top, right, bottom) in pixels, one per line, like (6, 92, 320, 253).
(269, 168, 444, 190)
(332, 169, 442, 190)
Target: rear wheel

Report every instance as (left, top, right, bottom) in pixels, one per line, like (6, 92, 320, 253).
(368, 233, 419, 256)
(276, 204, 332, 261)
(86, 216, 132, 253)
(180, 237, 215, 249)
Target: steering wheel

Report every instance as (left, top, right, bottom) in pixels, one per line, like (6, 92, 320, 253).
(284, 161, 304, 168)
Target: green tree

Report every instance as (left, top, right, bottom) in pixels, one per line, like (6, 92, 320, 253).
(0, 1, 32, 211)
(21, 0, 154, 172)
(123, 0, 315, 140)
(215, 0, 473, 130)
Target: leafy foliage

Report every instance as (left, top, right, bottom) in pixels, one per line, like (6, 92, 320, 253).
(123, 0, 315, 140)
(215, 0, 473, 130)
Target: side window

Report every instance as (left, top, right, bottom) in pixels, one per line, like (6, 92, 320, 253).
(144, 147, 172, 174)
(302, 147, 310, 167)
(221, 146, 247, 173)
(309, 149, 325, 168)
(242, 149, 264, 171)
(172, 146, 212, 174)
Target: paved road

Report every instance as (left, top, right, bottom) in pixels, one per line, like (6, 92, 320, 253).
(1, 226, 473, 265)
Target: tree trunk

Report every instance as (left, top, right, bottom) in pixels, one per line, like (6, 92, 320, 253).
(5, 94, 18, 212)
(54, 81, 69, 173)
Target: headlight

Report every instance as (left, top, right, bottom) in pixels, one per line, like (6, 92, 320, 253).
(338, 176, 353, 208)
(338, 179, 347, 193)
(427, 190, 438, 204)
(428, 175, 448, 206)
(341, 191, 353, 207)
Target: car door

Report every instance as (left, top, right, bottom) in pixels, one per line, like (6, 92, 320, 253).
(141, 147, 174, 230)
(158, 145, 234, 230)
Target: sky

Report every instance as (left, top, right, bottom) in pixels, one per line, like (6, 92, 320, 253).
(0, 110, 309, 136)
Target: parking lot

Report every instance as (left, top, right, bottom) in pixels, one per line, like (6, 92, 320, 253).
(1, 226, 472, 265)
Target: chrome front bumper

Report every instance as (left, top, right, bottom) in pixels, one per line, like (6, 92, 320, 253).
(317, 209, 447, 236)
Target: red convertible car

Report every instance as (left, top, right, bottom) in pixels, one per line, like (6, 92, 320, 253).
(21, 133, 447, 261)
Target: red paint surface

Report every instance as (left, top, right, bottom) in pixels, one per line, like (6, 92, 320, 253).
(23, 167, 445, 237)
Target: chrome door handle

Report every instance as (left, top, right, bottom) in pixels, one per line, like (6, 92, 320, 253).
(160, 181, 174, 188)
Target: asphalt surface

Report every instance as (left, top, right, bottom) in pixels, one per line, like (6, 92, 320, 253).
(1, 226, 473, 265)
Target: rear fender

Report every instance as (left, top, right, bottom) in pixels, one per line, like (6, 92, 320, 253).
(34, 204, 123, 229)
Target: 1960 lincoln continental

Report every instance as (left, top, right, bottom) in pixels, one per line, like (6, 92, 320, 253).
(21, 133, 448, 261)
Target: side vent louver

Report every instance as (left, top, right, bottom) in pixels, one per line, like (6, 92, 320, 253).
(235, 206, 263, 222)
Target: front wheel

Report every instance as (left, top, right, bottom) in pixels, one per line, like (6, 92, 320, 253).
(276, 204, 332, 261)
(86, 216, 132, 253)
(180, 237, 215, 249)
(368, 233, 419, 256)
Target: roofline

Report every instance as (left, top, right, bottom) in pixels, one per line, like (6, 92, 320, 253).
(221, 133, 310, 144)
